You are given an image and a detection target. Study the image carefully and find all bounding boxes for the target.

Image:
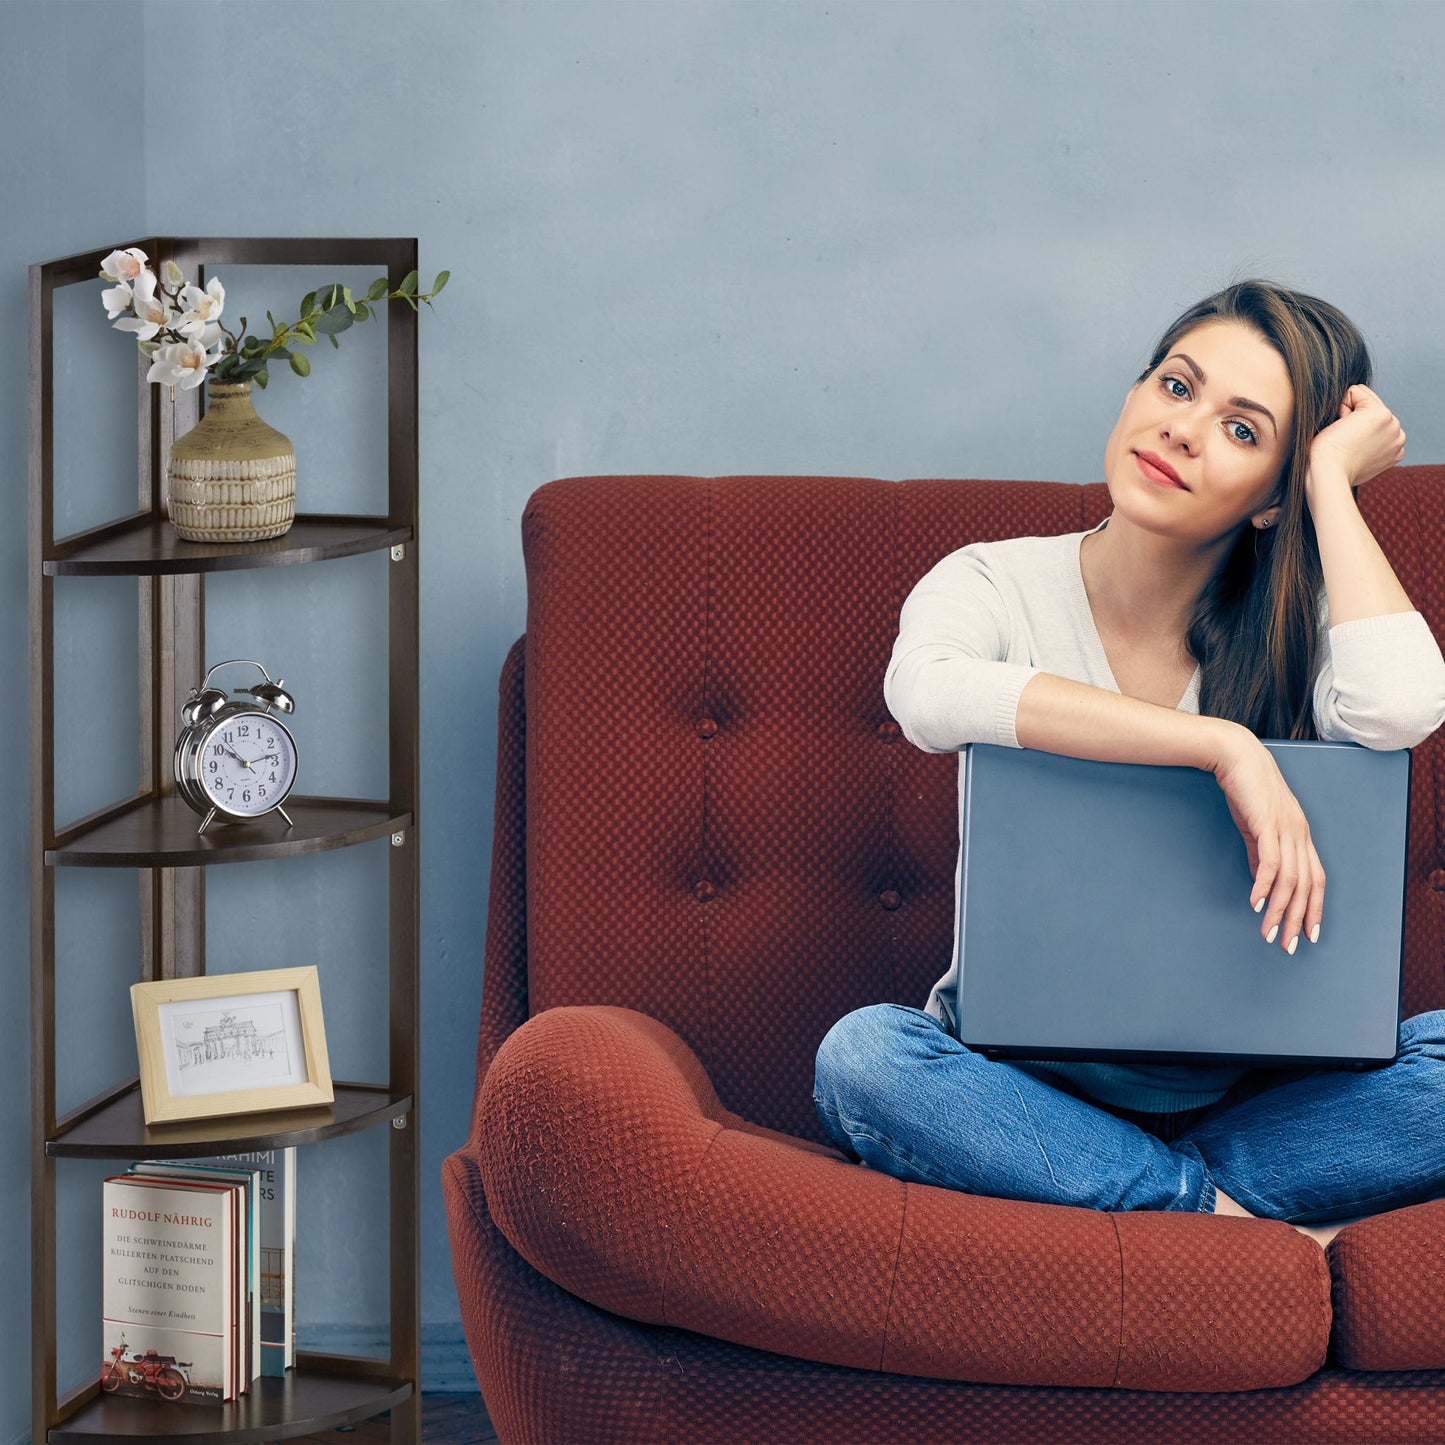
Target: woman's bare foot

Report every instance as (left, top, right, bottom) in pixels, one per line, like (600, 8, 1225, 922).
(1215, 1188, 1365, 1248)
(1213, 1188, 1254, 1219)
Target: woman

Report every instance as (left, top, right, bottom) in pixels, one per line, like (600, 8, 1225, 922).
(813, 279, 1445, 1248)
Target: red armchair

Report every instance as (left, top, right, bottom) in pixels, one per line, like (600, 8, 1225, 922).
(445, 472, 1445, 1443)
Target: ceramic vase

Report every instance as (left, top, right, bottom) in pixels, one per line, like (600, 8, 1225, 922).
(167, 379, 296, 543)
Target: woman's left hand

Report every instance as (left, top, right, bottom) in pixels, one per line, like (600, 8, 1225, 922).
(1307, 384, 1405, 490)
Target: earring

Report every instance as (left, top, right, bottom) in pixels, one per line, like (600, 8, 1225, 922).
(1258, 517, 1273, 529)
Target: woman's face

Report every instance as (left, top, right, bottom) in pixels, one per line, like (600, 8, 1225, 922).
(1103, 319, 1295, 544)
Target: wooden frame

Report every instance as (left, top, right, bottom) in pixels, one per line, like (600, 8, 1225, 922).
(132, 966, 335, 1125)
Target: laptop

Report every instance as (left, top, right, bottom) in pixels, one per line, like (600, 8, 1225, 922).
(939, 740, 1410, 1069)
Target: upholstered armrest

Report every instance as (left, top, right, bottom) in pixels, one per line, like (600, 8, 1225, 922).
(1329, 1201, 1445, 1370)
(473, 1004, 1331, 1392)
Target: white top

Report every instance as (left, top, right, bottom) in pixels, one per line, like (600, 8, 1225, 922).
(885, 517, 1445, 1111)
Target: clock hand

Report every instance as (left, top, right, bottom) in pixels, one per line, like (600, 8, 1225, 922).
(219, 743, 252, 769)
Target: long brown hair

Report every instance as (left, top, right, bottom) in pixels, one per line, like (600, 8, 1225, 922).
(1136, 280, 1371, 738)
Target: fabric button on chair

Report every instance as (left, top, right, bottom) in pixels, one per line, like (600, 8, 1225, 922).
(694, 880, 717, 903)
(878, 889, 902, 911)
(697, 717, 720, 739)
(877, 720, 901, 742)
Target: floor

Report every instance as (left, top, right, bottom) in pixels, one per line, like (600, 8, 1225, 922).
(292, 1393, 499, 1444)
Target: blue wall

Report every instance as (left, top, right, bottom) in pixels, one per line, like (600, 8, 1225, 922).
(6, 0, 1445, 1434)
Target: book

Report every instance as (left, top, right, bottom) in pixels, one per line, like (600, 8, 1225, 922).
(130, 1161, 264, 1392)
(216, 1148, 296, 1375)
(102, 1175, 235, 1403)
(156, 1148, 297, 1376)
(127, 1171, 248, 1395)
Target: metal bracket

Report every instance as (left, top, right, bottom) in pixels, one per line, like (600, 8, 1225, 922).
(391, 831, 406, 847)
(390, 545, 405, 562)
(392, 1114, 409, 1130)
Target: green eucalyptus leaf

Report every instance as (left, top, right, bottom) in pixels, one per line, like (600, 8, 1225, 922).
(312, 307, 354, 335)
(300, 290, 317, 316)
(432, 270, 449, 295)
(353, 301, 370, 322)
(269, 346, 293, 360)
(289, 353, 311, 377)
(329, 333, 340, 349)
(254, 369, 269, 390)
(405, 294, 419, 312)
(367, 277, 389, 301)
(398, 269, 418, 296)
(343, 286, 356, 314)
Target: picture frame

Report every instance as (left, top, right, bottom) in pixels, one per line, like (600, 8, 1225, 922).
(130, 966, 335, 1126)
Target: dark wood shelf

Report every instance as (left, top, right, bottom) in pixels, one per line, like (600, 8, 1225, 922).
(32, 235, 422, 1442)
(48, 1080, 411, 1159)
(46, 795, 409, 867)
(51, 1369, 411, 1442)
(44, 513, 411, 576)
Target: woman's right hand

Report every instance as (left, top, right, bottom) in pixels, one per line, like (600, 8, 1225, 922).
(1207, 723, 1325, 954)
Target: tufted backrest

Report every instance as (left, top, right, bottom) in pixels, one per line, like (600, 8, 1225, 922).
(518, 471, 1445, 1142)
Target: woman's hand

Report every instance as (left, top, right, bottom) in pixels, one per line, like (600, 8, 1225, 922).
(1307, 384, 1405, 491)
(1207, 725, 1325, 954)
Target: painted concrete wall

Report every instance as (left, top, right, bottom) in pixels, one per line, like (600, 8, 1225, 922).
(5, 0, 1445, 1433)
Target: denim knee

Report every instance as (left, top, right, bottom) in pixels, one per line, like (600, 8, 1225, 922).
(816, 1003, 898, 1108)
(1399, 1009, 1445, 1053)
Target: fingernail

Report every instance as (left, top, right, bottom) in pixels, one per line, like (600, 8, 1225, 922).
(1287, 935, 1298, 956)
(1253, 897, 1265, 914)
(1266, 924, 1279, 944)
(1310, 924, 1321, 944)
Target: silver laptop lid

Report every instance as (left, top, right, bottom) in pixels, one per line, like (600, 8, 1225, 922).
(953, 741, 1409, 1068)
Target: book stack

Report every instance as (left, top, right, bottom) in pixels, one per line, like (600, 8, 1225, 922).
(101, 1150, 296, 1404)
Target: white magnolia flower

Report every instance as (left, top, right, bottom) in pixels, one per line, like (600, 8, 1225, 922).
(113, 269, 173, 341)
(100, 281, 133, 320)
(162, 259, 186, 289)
(99, 247, 149, 283)
(177, 277, 226, 339)
(145, 337, 219, 390)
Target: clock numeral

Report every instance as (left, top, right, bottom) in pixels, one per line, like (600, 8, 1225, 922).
(259, 785, 267, 799)
(266, 735, 276, 748)
(268, 772, 277, 783)
(211, 744, 224, 757)
(238, 724, 250, 737)
(242, 790, 252, 805)
(209, 760, 218, 773)
(222, 730, 234, 744)
(214, 778, 224, 791)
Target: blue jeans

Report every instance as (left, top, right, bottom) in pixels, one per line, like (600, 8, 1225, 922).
(812, 1004, 1445, 1221)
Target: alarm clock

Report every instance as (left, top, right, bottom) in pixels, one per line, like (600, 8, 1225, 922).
(174, 659, 298, 835)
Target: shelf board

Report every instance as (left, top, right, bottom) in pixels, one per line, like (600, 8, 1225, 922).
(47, 795, 409, 867)
(48, 1080, 412, 1158)
(51, 1368, 411, 1442)
(44, 514, 410, 576)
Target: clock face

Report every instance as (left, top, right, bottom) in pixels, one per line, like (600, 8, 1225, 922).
(200, 710, 298, 817)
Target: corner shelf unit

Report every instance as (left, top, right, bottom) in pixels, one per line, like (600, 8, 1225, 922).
(30, 238, 421, 1444)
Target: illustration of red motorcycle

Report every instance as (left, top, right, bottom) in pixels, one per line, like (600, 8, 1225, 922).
(101, 1336, 192, 1401)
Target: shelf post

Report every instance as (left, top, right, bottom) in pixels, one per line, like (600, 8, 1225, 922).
(387, 235, 422, 1445)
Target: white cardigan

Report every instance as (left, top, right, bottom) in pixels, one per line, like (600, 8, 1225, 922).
(885, 516, 1445, 1112)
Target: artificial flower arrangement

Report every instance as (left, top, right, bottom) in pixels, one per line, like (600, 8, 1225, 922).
(99, 246, 449, 392)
